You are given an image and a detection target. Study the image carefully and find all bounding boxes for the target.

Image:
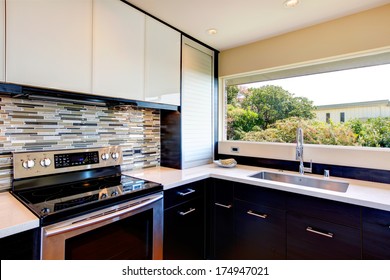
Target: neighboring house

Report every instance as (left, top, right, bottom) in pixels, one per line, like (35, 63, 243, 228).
(315, 99, 390, 123)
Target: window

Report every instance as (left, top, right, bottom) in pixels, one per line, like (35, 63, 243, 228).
(340, 112, 345, 123)
(223, 50, 390, 148)
(326, 113, 331, 124)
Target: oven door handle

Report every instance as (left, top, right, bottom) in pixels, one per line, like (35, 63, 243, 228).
(44, 193, 163, 237)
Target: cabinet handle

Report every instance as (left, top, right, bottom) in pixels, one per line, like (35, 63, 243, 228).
(215, 202, 232, 209)
(178, 208, 196, 216)
(306, 226, 334, 238)
(177, 188, 195, 196)
(247, 210, 267, 219)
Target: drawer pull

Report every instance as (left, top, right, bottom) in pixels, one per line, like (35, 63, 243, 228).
(178, 208, 196, 216)
(306, 226, 334, 238)
(247, 210, 267, 219)
(177, 188, 195, 196)
(215, 202, 232, 209)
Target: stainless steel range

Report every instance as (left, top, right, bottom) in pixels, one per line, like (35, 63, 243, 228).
(11, 146, 163, 260)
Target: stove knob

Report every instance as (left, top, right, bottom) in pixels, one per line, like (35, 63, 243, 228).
(22, 159, 35, 169)
(41, 207, 50, 215)
(111, 152, 119, 160)
(111, 190, 119, 197)
(40, 158, 51, 167)
(100, 193, 107, 199)
(101, 153, 110, 160)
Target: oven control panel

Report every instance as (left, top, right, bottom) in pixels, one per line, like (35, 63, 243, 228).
(54, 151, 100, 169)
(13, 146, 123, 179)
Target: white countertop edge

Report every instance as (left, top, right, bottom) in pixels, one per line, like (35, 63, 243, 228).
(0, 219, 39, 239)
(0, 192, 40, 238)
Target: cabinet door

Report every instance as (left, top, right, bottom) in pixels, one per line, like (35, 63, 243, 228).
(6, 0, 92, 93)
(144, 16, 181, 105)
(0, 0, 4, 82)
(0, 228, 40, 260)
(362, 207, 390, 259)
(164, 197, 205, 260)
(235, 199, 286, 259)
(92, 0, 144, 100)
(211, 180, 235, 259)
(287, 213, 361, 259)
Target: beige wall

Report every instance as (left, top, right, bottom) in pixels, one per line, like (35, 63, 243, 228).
(219, 4, 390, 77)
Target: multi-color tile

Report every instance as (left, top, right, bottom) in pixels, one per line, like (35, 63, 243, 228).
(0, 96, 161, 191)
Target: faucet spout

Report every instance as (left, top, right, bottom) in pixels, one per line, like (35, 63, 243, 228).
(296, 128, 304, 161)
(296, 128, 312, 175)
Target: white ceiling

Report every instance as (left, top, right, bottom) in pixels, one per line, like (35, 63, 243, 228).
(125, 0, 390, 51)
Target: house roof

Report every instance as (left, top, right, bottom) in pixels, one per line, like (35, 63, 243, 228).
(316, 99, 390, 110)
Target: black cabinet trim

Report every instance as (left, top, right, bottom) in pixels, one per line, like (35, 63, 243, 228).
(0, 83, 179, 111)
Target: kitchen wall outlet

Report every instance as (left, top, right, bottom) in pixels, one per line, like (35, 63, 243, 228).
(231, 147, 240, 153)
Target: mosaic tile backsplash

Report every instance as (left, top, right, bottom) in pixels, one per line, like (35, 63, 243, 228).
(0, 96, 161, 191)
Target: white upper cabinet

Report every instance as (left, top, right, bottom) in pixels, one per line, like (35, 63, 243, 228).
(0, 0, 4, 82)
(6, 0, 92, 93)
(145, 16, 181, 106)
(92, 0, 145, 100)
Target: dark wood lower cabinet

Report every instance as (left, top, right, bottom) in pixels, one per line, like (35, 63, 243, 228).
(286, 213, 361, 259)
(235, 200, 286, 259)
(163, 180, 206, 260)
(362, 207, 390, 259)
(164, 179, 388, 260)
(210, 179, 235, 259)
(0, 228, 40, 260)
(163, 197, 205, 260)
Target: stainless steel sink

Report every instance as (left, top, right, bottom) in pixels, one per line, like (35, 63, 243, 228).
(250, 171, 349, 193)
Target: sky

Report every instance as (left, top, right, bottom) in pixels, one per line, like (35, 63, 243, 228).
(244, 64, 390, 106)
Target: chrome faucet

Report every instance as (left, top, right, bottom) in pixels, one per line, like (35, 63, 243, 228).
(296, 128, 312, 175)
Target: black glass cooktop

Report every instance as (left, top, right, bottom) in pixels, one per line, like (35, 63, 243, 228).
(12, 173, 162, 225)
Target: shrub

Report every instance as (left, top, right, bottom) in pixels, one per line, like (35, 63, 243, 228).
(241, 117, 357, 146)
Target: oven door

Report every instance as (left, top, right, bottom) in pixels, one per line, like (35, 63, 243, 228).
(41, 192, 163, 260)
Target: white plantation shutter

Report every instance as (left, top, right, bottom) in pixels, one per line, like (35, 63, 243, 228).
(182, 38, 214, 168)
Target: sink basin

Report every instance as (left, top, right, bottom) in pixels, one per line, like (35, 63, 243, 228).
(250, 171, 349, 193)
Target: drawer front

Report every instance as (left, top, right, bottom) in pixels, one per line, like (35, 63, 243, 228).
(234, 182, 285, 209)
(362, 207, 390, 259)
(287, 213, 361, 259)
(164, 181, 204, 209)
(287, 193, 360, 228)
(234, 200, 286, 259)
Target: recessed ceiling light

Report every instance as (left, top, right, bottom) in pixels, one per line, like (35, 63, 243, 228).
(284, 0, 300, 8)
(207, 28, 218, 35)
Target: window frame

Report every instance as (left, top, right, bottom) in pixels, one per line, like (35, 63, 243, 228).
(218, 47, 390, 171)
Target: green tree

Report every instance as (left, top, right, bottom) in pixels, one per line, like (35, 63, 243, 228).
(241, 85, 316, 129)
(227, 104, 259, 140)
(226, 85, 240, 106)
